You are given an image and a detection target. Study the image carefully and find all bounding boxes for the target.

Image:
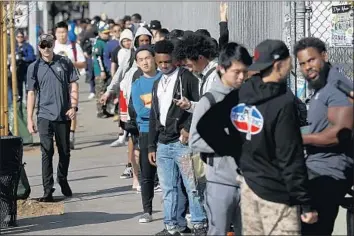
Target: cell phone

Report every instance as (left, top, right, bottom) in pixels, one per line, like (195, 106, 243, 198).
(335, 80, 353, 99)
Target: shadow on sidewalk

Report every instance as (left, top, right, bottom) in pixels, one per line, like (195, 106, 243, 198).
(30, 175, 108, 188)
(68, 185, 134, 203)
(1, 211, 141, 235)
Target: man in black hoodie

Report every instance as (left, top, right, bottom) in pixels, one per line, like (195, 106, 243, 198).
(197, 39, 318, 235)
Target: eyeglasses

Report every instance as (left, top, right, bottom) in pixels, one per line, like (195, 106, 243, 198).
(39, 41, 53, 49)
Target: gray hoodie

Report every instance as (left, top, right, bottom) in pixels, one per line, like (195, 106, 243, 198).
(189, 77, 239, 186)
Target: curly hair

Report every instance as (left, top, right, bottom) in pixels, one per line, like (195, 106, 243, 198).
(154, 40, 174, 55)
(173, 33, 217, 61)
(293, 37, 327, 56)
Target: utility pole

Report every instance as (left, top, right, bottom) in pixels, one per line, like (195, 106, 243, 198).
(10, 0, 19, 136)
(1, 2, 9, 136)
(0, 0, 4, 136)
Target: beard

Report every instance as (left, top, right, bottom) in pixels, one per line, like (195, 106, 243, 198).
(306, 62, 330, 91)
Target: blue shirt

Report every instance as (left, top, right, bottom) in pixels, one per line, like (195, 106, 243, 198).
(103, 39, 119, 72)
(131, 72, 162, 132)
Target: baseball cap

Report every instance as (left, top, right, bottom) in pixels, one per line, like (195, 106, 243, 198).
(149, 20, 161, 30)
(38, 34, 54, 44)
(248, 39, 290, 71)
(98, 21, 110, 33)
(135, 45, 155, 60)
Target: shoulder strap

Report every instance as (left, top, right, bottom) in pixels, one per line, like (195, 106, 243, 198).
(203, 92, 216, 106)
(71, 42, 78, 62)
(32, 59, 41, 84)
(200, 67, 216, 95)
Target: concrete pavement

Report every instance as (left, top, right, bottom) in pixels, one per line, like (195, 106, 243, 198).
(2, 79, 347, 235)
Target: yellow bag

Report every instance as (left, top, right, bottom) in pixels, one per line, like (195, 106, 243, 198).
(190, 152, 206, 185)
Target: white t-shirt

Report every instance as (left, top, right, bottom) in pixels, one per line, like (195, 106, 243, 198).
(157, 68, 179, 126)
(53, 40, 86, 76)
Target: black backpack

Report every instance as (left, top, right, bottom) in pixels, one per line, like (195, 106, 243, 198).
(200, 92, 217, 165)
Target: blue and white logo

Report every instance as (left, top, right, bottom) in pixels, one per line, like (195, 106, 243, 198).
(230, 103, 264, 140)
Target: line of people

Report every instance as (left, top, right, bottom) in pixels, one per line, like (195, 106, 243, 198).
(25, 3, 353, 235)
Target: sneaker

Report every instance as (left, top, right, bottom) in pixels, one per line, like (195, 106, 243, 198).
(110, 138, 125, 147)
(70, 132, 75, 150)
(120, 166, 133, 179)
(138, 213, 152, 223)
(136, 185, 141, 193)
(155, 229, 180, 236)
(57, 179, 72, 197)
(192, 224, 207, 236)
(113, 114, 119, 122)
(97, 113, 108, 118)
(88, 93, 95, 100)
(154, 185, 162, 193)
(179, 228, 192, 236)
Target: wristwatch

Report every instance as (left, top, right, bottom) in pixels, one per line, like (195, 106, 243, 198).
(71, 106, 79, 112)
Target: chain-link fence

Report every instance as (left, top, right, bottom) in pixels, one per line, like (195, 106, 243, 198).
(287, 1, 353, 100)
(307, 1, 354, 81)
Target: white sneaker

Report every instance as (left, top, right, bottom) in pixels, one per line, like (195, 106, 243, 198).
(136, 185, 141, 193)
(88, 93, 95, 100)
(138, 213, 152, 223)
(154, 185, 162, 193)
(110, 138, 125, 147)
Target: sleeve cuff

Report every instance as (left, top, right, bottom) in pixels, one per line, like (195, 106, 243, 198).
(301, 204, 314, 213)
(186, 101, 196, 113)
(148, 146, 156, 153)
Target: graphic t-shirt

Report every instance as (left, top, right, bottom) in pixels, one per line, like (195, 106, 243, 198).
(54, 40, 86, 76)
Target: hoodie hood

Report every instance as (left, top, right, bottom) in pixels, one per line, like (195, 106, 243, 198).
(209, 75, 234, 96)
(239, 74, 287, 105)
(133, 27, 152, 49)
(119, 29, 134, 48)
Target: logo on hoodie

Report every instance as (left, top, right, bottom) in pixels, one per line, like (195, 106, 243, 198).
(230, 103, 264, 140)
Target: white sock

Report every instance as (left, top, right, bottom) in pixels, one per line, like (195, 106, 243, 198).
(118, 131, 127, 142)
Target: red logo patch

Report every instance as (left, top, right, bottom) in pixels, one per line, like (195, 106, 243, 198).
(254, 50, 260, 61)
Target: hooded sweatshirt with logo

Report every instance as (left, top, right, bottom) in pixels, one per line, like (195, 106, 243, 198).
(189, 77, 239, 186)
(105, 26, 152, 96)
(197, 75, 313, 212)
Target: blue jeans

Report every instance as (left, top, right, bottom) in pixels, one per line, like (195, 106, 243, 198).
(157, 141, 207, 230)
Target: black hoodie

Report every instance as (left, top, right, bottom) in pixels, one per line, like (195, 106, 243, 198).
(148, 68, 199, 153)
(197, 75, 313, 212)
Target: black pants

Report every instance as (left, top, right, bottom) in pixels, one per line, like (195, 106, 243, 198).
(37, 118, 71, 196)
(139, 132, 157, 214)
(302, 172, 351, 235)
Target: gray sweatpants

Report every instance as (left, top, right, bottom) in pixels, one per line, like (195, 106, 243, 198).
(204, 156, 242, 235)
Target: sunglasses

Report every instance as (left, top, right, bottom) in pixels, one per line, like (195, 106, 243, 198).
(39, 41, 53, 49)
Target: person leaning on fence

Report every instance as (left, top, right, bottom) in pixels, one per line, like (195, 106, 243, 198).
(26, 34, 79, 202)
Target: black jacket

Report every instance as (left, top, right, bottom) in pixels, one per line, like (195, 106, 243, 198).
(197, 75, 313, 212)
(148, 68, 199, 152)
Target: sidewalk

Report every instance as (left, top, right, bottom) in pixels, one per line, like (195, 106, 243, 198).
(2, 79, 347, 235)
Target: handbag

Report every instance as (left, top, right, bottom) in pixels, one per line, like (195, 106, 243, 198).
(17, 162, 31, 200)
